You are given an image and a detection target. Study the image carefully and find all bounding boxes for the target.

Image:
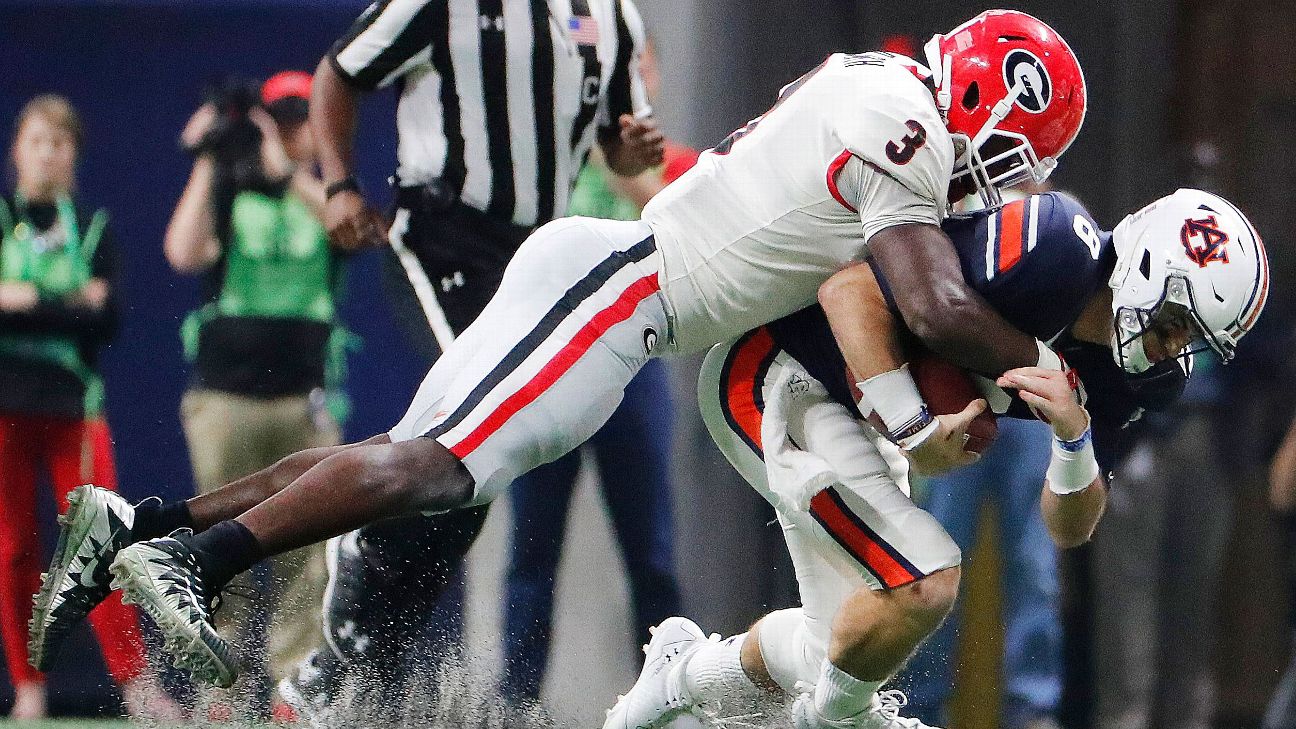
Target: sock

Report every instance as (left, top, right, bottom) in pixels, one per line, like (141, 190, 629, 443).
(813, 659, 881, 722)
(680, 633, 762, 705)
(130, 500, 193, 541)
(184, 520, 264, 591)
(756, 607, 822, 694)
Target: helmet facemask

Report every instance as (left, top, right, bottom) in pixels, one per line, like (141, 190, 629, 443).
(926, 36, 1061, 208)
(1111, 275, 1233, 374)
(949, 128, 1055, 208)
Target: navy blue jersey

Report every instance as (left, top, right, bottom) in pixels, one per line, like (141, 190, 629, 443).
(766, 192, 1173, 477)
(942, 192, 1111, 341)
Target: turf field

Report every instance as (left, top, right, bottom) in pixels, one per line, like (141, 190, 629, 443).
(0, 722, 132, 729)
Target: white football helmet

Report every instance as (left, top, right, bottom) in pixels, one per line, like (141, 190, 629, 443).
(1109, 188, 1269, 373)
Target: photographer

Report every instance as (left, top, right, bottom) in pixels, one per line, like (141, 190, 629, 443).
(163, 71, 344, 720)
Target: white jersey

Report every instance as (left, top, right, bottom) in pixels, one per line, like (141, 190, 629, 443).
(643, 52, 955, 354)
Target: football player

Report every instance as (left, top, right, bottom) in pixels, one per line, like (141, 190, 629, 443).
(606, 188, 1268, 729)
(30, 10, 1087, 690)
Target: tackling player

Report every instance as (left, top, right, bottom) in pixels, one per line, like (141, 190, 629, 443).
(30, 10, 1088, 689)
(606, 188, 1268, 729)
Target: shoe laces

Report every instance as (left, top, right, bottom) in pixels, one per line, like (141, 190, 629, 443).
(214, 584, 257, 616)
(133, 495, 163, 510)
(875, 690, 925, 728)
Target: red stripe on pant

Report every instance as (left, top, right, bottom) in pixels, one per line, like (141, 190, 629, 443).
(0, 415, 146, 686)
(449, 273, 660, 458)
(723, 327, 777, 454)
(809, 488, 919, 589)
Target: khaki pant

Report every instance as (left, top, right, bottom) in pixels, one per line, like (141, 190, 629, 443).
(181, 389, 339, 686)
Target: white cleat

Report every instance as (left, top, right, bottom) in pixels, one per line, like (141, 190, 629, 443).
(603, 616, 712, 729)
(792, 689, 941, 729)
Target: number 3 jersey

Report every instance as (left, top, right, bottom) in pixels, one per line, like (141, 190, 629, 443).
(642, 52, 955, 354)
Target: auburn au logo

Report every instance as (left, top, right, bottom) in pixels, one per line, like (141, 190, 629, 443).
(1180, 216, 1230, 267)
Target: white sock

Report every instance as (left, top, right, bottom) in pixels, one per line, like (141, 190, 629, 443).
(757, 607, 823, 694)
(813, 659, 881, 722)
(679, 633, 761, 704)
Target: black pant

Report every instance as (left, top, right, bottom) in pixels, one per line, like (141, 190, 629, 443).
(323, 201, 531, 669)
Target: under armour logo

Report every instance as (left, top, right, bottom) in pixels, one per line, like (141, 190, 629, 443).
(441, 271, 465, 292)
(787, 374, 811, 395)
(479, 14, 504, 31)
(336, 620, 372, 654)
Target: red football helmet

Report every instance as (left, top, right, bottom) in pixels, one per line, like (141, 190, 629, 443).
(923, 10, 1087, 206)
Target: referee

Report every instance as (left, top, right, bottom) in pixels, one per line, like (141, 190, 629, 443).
(282, 0, 665, 712)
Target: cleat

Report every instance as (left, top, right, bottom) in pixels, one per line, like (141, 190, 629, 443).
(110, 536, 239, 689)
(791, 689, 940, 729)
(29, 485, 142, 672)
(278, 647, 353, 728)
(603, 616, 710, 729)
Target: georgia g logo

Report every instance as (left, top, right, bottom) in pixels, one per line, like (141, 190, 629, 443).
(1180, 215, 1230, 267)
(1002, 50, 1052, 114)
(643, 326, 658, 356)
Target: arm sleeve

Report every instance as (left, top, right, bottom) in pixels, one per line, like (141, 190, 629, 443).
(598, 0, 651, 142)
(328, 0, 440, 91)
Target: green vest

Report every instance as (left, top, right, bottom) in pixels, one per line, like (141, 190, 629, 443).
(567, 163, 642, 221)
(221, 190, 334, 321)
(0, 194, 107, 416)
(182, 190, 357, 420)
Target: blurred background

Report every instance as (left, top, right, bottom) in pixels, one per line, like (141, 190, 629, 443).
(2, 0, 1295, 727)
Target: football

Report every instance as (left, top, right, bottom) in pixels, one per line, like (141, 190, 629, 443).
(910, 354, 998, 454)
(859, 355, 998, 454)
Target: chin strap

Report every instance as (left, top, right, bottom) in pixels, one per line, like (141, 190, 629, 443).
(923, 36, 952, 115)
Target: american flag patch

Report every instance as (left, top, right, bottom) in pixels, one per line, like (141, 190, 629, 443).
(568, 15, 599, 46)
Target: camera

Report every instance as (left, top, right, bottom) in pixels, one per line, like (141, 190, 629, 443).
(192, 79, 277, 193)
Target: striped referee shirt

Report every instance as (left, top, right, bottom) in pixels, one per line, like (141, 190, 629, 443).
(330, 0, 651, 228)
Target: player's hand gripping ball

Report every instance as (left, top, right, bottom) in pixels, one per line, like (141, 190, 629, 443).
(909, 354, 999, 454)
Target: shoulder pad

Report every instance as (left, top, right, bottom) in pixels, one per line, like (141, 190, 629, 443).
(827, 57, 955, 206)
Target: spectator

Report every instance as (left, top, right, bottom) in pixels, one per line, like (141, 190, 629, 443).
(0, 95, 180, 720)
(163, 72, 345, 720)
(283, 0, 663, 713)
(1086, 323, 1243, 729)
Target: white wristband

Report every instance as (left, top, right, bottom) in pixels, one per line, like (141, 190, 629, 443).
(857, 365, 932, 445)
(1046, 428, 1099, 495)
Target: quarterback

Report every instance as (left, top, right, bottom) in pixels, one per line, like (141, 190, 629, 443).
(30, 10, 1086, 691)
(606, 188, 1268, 729)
